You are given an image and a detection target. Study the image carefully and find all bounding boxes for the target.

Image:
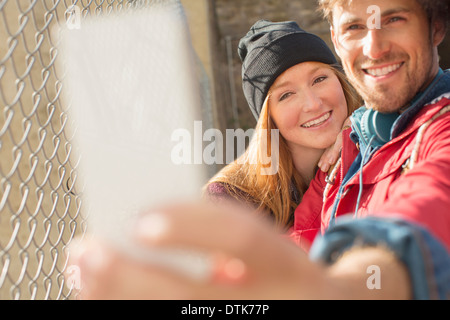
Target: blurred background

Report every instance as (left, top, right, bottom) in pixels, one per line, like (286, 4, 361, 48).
(0, 0, 449, 300)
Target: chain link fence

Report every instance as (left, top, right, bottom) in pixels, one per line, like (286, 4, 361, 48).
(0, 0, 191, 300)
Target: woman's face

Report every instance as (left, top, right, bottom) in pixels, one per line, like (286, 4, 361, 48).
(269, 61, 348, 153)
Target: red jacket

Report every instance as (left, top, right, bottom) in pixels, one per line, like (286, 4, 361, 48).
(291, 95, 450, 253)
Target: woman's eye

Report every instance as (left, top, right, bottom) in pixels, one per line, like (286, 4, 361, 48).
(313, 76, 327, 85)
(279, 92, 293, 102)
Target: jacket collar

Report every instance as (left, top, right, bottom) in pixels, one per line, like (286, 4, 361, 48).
(349, 69, 450, 152)
(343, 96, 450, 187)
(391, 68, 449, 138)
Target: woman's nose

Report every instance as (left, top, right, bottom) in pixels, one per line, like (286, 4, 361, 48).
(301, 89, 322, 113)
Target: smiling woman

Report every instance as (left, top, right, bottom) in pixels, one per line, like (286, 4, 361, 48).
(203, 20, 361, 231)
(268, 62, 348, 158)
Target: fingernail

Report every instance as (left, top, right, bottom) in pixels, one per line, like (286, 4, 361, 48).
(212, 254, 247, 284)
(135, 212, 169, 242)
(223, 258, 247, 281)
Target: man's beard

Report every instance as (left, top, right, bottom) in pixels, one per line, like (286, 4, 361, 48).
(350, 71, 417, 113)
(344, 51, 434, 113)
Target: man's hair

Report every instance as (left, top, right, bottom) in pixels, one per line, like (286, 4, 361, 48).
(318, 0, 449, 31)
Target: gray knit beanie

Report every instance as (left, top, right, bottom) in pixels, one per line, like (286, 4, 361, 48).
(238, 20, 338, 119)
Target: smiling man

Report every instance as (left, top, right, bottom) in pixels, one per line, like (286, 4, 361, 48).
(291, 0, 450, 299)
(329, 0, 445, 113)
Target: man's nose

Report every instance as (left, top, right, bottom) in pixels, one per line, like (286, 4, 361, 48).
(362, 29, 391, 60)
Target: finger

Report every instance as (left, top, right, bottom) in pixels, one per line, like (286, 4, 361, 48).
(69, 238, 202, 299)
(319, 157, 331, 172)
(66, 238, 114, 299)
(318, 149, 332, 172)
(134, 202, 308, 277)
(134, 202, 270, 258)
(332, 131, 343, 154)
(319, 135, 343, 173)
(328, 133, 343, 162)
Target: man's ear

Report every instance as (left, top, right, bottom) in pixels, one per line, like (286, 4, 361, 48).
(330, 26, 342, 59)
(432, 20, 446, 47)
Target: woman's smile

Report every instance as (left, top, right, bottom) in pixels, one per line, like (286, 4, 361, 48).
(301, 111, 332, 128)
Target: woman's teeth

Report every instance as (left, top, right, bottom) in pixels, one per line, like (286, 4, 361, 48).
(301, 111, 331, 128)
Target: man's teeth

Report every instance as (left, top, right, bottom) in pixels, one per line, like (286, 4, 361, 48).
(365, 63, 402, 77)
(301, 112, 331, 128)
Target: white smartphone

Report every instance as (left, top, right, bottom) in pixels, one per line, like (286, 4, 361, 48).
(59, 5, 212, 281)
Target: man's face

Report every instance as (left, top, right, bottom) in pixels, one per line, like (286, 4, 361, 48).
(330, 0, 445, 112)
